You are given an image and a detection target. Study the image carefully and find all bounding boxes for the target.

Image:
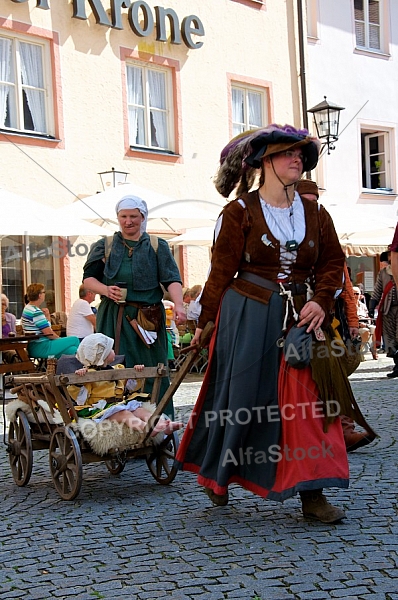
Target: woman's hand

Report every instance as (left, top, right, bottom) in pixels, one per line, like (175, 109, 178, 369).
(42, 307, 51, 321)
(174, 306, 187, 325)
(107, 285, 123, 303)
(297, 300, 325, 332)
(191, 327, 203, 346)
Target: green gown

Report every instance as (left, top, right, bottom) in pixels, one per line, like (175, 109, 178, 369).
(84, 233, 182, 418)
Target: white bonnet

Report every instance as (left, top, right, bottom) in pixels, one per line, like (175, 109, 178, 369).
(76, 333, 114, 367)
(115, 195, 148, 233)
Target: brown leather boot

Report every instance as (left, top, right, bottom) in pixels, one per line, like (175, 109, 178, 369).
(204, 487, 229, 506)
(300, 489, 346, 523)
(345, 430, 376, 452)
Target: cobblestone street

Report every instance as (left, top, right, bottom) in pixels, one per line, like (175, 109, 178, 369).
(0, 356, 397, 600)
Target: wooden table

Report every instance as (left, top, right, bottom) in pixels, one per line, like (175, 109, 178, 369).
(0, 335, 38, 375)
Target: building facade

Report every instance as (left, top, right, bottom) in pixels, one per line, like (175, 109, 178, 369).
(305, 0, 398, 291)
(1, 0, 307, 318)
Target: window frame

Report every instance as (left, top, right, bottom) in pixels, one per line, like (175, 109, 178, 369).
(354, 0, 387, 54)
(227, 74, 272, 139)
(231, 84, 266, 136)
(121, 48, 182, 164)
(0, 30, 55, 139)
(360, 126, 396, 196)
(306, 0, 319, 40)
(126, 62, 173, 153)
(0, 17, 65, 149)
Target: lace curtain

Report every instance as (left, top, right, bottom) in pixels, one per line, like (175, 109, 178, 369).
(127, 65, 168, 149)
(19, 42, 46, 133)
(0, 37, 12, 127)
(232, 87, 262, 136)
(148, 69, 167, 149)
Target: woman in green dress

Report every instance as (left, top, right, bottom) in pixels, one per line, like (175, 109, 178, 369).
(82, 196, 185, 417)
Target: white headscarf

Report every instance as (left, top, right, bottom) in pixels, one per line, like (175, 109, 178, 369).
(76, 333, 114, 367)
(115, 195, 148, 233)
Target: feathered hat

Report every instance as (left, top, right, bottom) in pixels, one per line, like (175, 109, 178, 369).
(215, 124, 321, 198)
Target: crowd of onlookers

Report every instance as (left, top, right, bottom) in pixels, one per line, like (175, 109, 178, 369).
(1, 283, 98, 364)
(1, 282, 203, 368)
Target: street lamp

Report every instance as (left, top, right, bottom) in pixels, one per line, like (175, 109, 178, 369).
(98, 167, 129, 190)
(308, 96, 345, 156)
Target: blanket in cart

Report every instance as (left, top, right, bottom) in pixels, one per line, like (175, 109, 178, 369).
(6, 399, 164, 456)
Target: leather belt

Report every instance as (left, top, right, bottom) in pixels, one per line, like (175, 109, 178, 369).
(237, 271, 308, 295)
(115, 301, 161, 353)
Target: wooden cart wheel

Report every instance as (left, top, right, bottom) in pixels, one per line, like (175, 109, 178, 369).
(49, 427, 83, 501)
(8, 409, 33, 487)
(146, 432, 179, 485)
(105, 458, 126, 475)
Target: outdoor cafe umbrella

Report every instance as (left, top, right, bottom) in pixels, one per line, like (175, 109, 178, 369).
(56, 183, 225, 236)
(0, 188, 111, 237)
(168, 226, 215, 246)
(323, 203, 396, 256)
(168, 204, 397, 256)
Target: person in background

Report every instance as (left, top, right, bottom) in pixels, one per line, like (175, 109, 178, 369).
(369, 249, 398, 378)
(1, 293, 17, 363)
(82, 195, 185, 418)
(1, 293, 16, 337)
(162, 298, 179, 372)
(182, 288, 192, 310)
(296, 180, 376, 452)
(391, 224, 398, 288)
(379, 250, 390, 270)
(66, 285, 97, 341)
(177, 124, 355, 523)
(186, 284, 203, 324)
(22, 283, 80, 360)
(353, 285, 377, 358)
(376, 250, 390, 353)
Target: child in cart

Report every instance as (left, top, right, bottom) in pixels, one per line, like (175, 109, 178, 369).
(67, 333, 183, 436)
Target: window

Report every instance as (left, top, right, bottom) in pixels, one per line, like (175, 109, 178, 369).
(354, 0, 381, 51)
(0, 33, 53, 136)
(231, 84, 266, 137)
(126, 63, 173, 152)
(1, 235, 56, 320)
(361, 130, 393, 191)
(306, 0, 318, 39)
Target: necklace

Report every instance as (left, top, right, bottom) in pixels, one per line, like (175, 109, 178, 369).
(260, 195, 298, 251)
(121, 238, 135, 258)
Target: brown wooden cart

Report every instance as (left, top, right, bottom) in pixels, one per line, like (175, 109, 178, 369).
(4, 323, 214, 501)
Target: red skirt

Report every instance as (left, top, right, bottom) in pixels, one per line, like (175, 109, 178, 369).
(176, 290, 349, 502)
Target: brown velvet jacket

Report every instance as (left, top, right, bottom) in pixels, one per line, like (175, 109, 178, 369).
(198, 190, 345, 329)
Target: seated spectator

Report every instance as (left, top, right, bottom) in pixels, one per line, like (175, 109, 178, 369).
(2, 293, 16, 337)
(67, 285, 97, 341)
(1, 293, 17, 363)
(21, 283, 80, 360)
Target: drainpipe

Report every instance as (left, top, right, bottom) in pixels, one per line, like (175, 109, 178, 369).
(297, 0, 313, 178)
(297, 0, 308, 131)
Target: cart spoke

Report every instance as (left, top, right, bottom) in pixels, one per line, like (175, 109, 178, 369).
(160, 456, 171, 475)
(8, 411, 33, 487)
